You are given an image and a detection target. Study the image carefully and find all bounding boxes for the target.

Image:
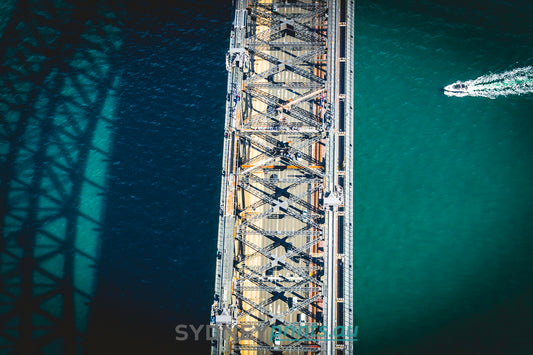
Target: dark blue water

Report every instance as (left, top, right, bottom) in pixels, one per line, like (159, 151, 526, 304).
(84, 2, 232, 353)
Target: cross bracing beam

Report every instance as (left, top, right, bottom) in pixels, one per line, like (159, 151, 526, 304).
(232, 281, 322, 329)
(238, 237, 322, 275)
(240, 140, 279, 167)
(284, 63, 327, 85)
(243, 122, 322, 132)
(235, 286, 321, 293)
(245, 47, 326, 83)
(233, 292, 286, 325)
(247, 17, 326, 49)
(239, 228, 321, 237)
(252, 130, 321, 148)
(235, 269, 314, 293)
(236, 321, 272, 327)
(237, 180, 300, 214)
(234, 291, 322, 327)
(248, 174, 319, 201)
(250, 178, 322, 213)
(236, 233, 295, 264)
(239, 131, 323, 167)
(237, 136, 324, 177)
(247, 42, 325, 49)
(289, 22, 328, 44)
(251, 0, 327, 12)
(237, 236, 323, 269)
(237, 181, 322, 221)
(245, 86, 281, 107)
(247, 176, 321, 185)
(282, 158, 326, 179)
(248, 20, 325, 45)
(241, 223, 320, 238)
(235, 345, 321, 352)
(245, 262, 323, 277)
(245, 48, 325, 82)
(250, 3, 327, 28)
(235, 264, 288, 289)
(240, 178, 320, 214)
(279, 88, 326, 110)
(234, 283, 322, 326)
(246, 46, 282, 67)
(236, 185, 321, 227)
(239, 194, 316, 221)
(246, 88, 325, 127)
(242, 238, 322, 276)
(279, 293, 322, 318)
(246, 81, 324, 88)
(247, 4, 327, 41)
(236, 262, 321, 298)
(241, 121, 322, 133)
(251, 131, 323, 155)
(288, 105, 324, 128)
(246, 88, 325, 129)
(233, 325, 271, 347)
(235, 230, 322, 269)
(256, 292, 285, 310)
(255, 292, 320, 323)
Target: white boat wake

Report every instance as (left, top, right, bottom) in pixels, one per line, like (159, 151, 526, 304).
(444, 66, 533, 99)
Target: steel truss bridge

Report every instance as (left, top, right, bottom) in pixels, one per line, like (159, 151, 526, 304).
(212, 0, 354, 354)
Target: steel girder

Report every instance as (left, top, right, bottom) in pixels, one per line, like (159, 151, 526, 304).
(214, 0, 330, 353)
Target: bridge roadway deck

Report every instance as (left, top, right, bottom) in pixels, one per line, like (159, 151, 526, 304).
(212, 1, 354, 354)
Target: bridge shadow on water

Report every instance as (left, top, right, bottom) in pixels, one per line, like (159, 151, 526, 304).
(0, 0, 230, 353)
(0, 0, 123, 353)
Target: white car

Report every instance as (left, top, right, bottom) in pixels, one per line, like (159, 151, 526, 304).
(298, 313, 306, 326)
(273, 331, 281, 346)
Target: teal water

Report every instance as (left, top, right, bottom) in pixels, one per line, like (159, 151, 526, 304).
(354, 1, 533, 353)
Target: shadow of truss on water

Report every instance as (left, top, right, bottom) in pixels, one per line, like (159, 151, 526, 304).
(0, 1, 123, 353)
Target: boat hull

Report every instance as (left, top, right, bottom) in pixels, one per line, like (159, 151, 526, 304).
(443, 81, 469, 97)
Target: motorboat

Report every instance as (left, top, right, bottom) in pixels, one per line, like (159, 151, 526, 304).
(443, 81, 469, 97)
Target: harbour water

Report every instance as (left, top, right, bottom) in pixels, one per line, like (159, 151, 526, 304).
(0, 0, 532, 354)
(354, 1, 533, 353)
